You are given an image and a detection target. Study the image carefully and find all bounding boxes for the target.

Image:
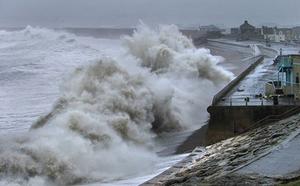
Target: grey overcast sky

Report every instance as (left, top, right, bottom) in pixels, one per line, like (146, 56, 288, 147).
(0, 0, 299, 28)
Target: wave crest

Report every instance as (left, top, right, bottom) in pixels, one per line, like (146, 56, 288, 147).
(123, 23, 233, 85)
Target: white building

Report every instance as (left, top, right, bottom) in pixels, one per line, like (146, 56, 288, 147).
(261, 26, 300, 42)
(262, 27, 286, 42)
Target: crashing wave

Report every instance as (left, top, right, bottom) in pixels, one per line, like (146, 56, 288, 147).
(0, 24, 233, 185)
(123, 23, 233, 84)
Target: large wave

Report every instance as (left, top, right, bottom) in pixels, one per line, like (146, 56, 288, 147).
(0, 24, 233, 185)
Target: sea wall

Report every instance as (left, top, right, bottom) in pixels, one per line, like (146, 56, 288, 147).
(206, 105, 298, 144)
(212, 56, 264, 105)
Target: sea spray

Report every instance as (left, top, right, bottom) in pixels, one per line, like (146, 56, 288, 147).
(123, 24, 233, 83)
(250, 44, 262, 56)
(122, 23, 234, 129)
(0, 24, 233, 185)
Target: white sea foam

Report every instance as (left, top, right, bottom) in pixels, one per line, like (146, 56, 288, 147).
(250, 44, 262, 56)
(0, 24, 233, 185)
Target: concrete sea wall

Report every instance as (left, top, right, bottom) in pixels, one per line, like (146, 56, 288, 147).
(212, 56, 264, 105)
(206, 105, 298, 144)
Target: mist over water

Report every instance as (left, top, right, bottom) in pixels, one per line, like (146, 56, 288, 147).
(0, 24, 233, 185)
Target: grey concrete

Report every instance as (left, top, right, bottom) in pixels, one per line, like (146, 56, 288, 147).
(206, 105, 299, 144)
(238, 133, 300, 177)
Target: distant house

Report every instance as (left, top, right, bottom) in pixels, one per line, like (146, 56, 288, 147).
(280, 28, 293, 42)
(198, 25, 224, 39)
(199, 25, 222, 32)
(240, 21, 255, 34)
(229, 21, 300, 43)
(292, 27, 300, 41)
(230, 28, 240, 36)
(261, 26, 299, 42)
(231, 20, 262, 41)
(261, 26, 274, 35)
(239, 20, 257, 40)
(261, 26, 284, 42)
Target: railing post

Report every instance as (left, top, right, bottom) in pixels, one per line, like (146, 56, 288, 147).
(245, 97, 249, 106)
(230, 97, 232, 106)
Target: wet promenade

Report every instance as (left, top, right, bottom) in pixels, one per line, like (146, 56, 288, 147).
(216, 57, 300, 106)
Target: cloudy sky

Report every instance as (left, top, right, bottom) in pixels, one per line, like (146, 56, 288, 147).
(0, 0, 299, 28)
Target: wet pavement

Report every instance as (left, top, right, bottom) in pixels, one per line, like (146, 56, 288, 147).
(209, 39, 300, 106)
(238, 132, 300, 177)
(216, 57, 293, 106)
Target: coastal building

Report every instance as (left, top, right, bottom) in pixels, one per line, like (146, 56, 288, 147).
(261, 26, 299, 42)
(229, 22, 300, 43)
(279, 28, 294, 42)
(199, 25, 223, 32)
(240, 20, 256, 40)
(292, 26, 300, 41)
(261, 26, 285, 42)
(240, 21, 255, 32)
(230, 28, 239, 36)
(266, 54, 300, 98)
(231, 20, 262, 41)
(199, 25, 224, 39)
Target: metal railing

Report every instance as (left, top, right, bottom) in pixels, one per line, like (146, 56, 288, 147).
(221, 94, 300, 106)
(220, 94, 269, 106)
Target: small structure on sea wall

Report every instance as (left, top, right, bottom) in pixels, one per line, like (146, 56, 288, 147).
(266, 54, 300, 98)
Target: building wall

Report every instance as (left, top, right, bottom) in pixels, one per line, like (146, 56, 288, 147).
(279, 56, 300, 97)
(292, 56, 300, 87)
(264, 33, 286, 42)
(207, 105, 298, 144)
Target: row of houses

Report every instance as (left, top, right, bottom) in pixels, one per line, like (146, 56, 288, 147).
(260, 26, 300, 42)
(230, 21, 300, 42)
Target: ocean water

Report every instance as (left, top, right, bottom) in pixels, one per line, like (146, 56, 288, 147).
(0, 26, 121, 135)
(0, 24, 233, 186)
